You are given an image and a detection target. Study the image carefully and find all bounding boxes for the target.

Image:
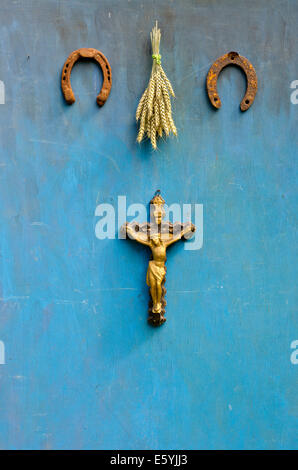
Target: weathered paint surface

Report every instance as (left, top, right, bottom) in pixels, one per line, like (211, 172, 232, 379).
(0, 0, 297, 450)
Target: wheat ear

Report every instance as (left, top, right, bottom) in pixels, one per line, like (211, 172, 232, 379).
(135, 21, 177, 149)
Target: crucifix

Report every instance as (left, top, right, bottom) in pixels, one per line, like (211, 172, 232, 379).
(122, 192, 196, 326)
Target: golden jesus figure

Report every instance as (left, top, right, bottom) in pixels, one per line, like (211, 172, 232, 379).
(122, 192, 196, 326)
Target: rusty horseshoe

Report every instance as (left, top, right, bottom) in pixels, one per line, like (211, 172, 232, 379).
(61, 48, 112, 107)
(206, 51, 257, 111)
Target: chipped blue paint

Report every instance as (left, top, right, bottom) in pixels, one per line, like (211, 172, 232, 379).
(0, 0, 297, 450)
(0, 341, 4, 365)
(0, 81, 4, 104)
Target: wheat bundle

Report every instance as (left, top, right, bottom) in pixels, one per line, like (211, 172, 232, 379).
(136, 22, 177, 150)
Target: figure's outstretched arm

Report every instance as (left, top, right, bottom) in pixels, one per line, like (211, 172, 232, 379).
(165, 223, 196, 247)
(181, 223, 196, 239)
(122, 223, 150, 246)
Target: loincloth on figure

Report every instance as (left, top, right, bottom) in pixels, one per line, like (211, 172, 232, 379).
(146, 260, 166, 286)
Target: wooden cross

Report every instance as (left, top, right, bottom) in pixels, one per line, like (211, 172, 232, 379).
(122, 192, 196, 326)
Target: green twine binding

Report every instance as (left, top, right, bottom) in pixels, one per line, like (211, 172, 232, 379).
(152, 54, 161, 65)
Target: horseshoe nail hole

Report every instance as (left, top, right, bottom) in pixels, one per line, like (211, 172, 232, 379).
(245, 99, 249, 104)
(106, 65, 109, 70)
(214, 97, 218, 101)
(65, 64, 69, 68)
(63, 76, 66, 80)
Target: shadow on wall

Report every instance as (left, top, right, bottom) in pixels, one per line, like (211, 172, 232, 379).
(0, 81, 4, 104)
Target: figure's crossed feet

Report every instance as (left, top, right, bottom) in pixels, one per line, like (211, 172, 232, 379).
(152, 303, 162, 314)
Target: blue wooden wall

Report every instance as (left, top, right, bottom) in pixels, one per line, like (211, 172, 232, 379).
(0, 0, 297, 450)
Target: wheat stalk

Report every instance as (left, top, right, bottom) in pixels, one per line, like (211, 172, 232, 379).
(136, 21, 177, 150)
